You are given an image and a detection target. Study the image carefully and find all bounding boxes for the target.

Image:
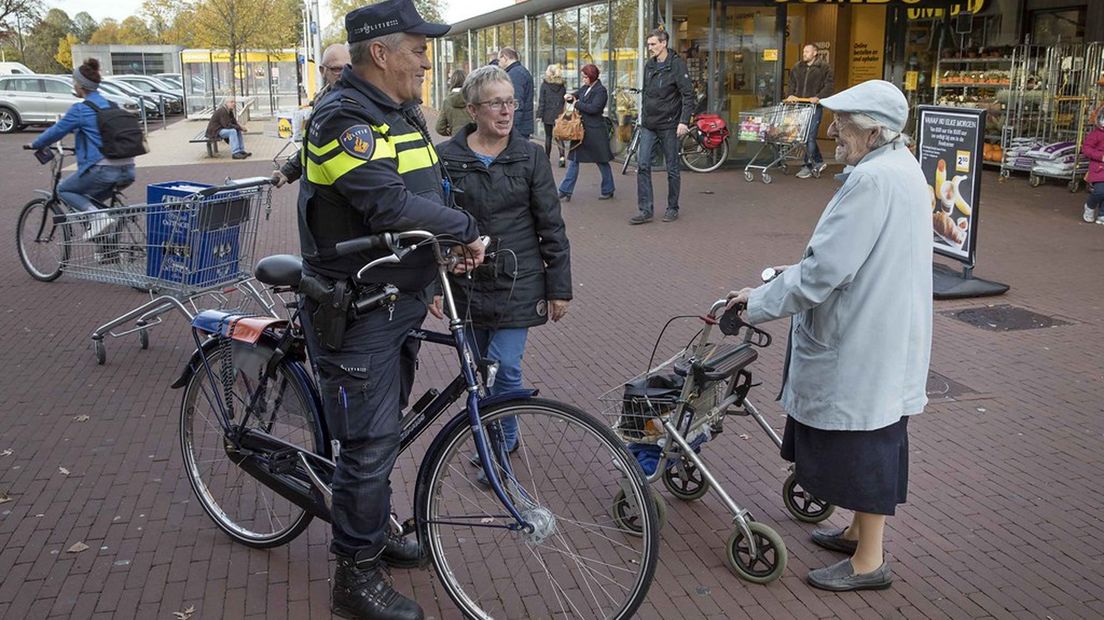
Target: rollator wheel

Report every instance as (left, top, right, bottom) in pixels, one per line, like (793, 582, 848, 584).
(725, 521, 787, 584)
(612, 487, 667, 536)
(761, 173, 773, 184)
(662, 458, 710, 501)
(1029, 174, 1043, 187)
(782, 471, 835, 523)
(93, 339, 106, 365)
(779, 163, 790, 175)
(744, 171, 754, 182)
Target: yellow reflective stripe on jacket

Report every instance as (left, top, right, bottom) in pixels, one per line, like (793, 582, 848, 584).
(307, 139, 340, 157)
(305, 129, 399, 185)
(396, 142, 438, 174)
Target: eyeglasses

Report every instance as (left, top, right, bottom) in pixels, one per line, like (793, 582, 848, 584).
(322, 65, 344, 74)
(477, 98, 519, 111)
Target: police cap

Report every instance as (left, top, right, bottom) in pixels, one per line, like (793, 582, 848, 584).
(346, 0, 450, 43)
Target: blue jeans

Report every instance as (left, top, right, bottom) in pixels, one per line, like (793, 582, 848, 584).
(1089, 182, 1104, 211)
(636, 126, 681, 216)
(218, 127, 245, 154)
(471, 327, 529, 450)
(559, 159, 614, 197)
(58, 164, 136, 212)
(804, 105, 823, 167)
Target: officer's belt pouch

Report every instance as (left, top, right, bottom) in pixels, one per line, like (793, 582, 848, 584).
(300, 275, 353, 352)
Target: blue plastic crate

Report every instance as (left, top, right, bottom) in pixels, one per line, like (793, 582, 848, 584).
(145, 182, 251, 287)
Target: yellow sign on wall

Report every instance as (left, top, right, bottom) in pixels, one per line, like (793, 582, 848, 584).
(905, 70, 919, 91)
(848, 6, 886, 88)
(763, 49, 779, 61)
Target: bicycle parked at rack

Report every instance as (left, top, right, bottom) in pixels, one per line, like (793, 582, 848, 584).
(174, 230, 660, 620)
(17, 143, 142, 282)
(616, 88, 731, 175)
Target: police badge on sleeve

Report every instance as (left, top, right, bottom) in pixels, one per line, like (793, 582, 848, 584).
(340, 125, 376, 160)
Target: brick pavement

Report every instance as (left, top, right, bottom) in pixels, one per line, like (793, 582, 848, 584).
(1, 116, 1102, 619)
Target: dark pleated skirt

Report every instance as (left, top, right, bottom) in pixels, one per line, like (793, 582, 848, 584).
(781, 415, 910, 516)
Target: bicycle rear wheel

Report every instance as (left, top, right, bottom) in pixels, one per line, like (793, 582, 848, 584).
(680, 132, 728, 173)
(422, 398, 658, 620)
(180, 343, 322, 548)
(17, 198, 69, 282)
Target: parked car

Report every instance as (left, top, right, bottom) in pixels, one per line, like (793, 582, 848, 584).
(154, 73, 182, 89)
(41, 75, 144, 116)
(0, 75, 73, 133)
(106, 75, 184, 113)
(96, 79, 160, 116)
(0, 61, 34, 76)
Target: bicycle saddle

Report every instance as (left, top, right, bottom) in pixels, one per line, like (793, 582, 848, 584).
(255, 254, 302, 288)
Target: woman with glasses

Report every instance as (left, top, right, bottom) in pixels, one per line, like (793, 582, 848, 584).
(434, 65, 573, 461)
(558, 63, 614, 201)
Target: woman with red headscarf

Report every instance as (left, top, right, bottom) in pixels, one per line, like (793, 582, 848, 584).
(557, 63, 615, 201)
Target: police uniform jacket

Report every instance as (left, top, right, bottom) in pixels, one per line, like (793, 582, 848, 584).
(438, 125, 572, 329)
(297, 67, 478, 291)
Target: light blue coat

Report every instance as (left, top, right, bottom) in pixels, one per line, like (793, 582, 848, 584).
(747, 141, 933, 431)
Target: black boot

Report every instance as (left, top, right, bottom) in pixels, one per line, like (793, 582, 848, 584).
(381, 531, 422, 569)
(331, 553, 424, 620)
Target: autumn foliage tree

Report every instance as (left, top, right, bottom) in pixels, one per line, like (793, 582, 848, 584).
(192, 0, 299, 96)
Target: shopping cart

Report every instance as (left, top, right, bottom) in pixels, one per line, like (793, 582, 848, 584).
(599, 299, 807, 584)
(54, 177, 276, 364)
(737, 102, 816, 184)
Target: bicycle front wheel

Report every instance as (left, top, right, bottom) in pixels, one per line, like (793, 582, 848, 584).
(680, 132, 729, 173)
(17, 198, 69, 282)
(423, 398, 659, 620)
(621, 129, 639, 175)
(180, 344, 322, 548)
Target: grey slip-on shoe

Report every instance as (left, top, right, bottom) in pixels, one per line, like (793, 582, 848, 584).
(811, 527, 858, 554)
(807, 558, 892, 592)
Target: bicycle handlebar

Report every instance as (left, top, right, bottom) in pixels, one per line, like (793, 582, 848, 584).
(334, 233, 392, 256)
(24, 144, 76, 153)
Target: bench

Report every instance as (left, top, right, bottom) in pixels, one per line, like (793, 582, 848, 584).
(190, 129, 229, 157)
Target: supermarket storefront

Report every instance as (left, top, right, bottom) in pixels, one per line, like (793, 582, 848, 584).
(435, 0, 1034, 161)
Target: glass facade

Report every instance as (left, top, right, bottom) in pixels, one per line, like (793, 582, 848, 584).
(180, 50, 301, 117)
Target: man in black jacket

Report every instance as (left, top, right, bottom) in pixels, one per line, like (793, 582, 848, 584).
(631, 28, 696, 225)
(785, 43, 834, 178)
(498, 47, 533, 140)
(297, 1, 483, 618)
(273, 43, 350, 187)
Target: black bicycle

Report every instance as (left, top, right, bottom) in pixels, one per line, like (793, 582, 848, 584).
(174, 231, 660, 619)
(617, 90, 730, 175)
(16, 144, 140, 282)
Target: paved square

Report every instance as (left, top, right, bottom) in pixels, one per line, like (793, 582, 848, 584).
(1, 119, 1102, 619)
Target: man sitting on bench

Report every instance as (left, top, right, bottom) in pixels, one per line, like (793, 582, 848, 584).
(205, 97, 251, 159)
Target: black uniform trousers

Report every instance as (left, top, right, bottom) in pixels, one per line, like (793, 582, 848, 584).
(300, 290, 426, 560)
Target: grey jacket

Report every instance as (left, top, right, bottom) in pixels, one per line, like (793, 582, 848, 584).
(747, 142, 933, 431)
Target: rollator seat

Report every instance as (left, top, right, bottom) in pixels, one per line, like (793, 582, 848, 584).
(254, 254, 302, 288)
(674, 342, 758, 381)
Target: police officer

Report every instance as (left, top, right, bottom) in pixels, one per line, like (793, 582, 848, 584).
(296, 1, 484, 618)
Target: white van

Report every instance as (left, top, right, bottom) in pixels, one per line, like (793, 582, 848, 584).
(0, 62, 35, 76)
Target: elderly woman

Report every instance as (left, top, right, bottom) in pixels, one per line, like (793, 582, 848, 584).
(727, 80, 932, 591)
(558, 64, 614, 201)
(435, 65, 573, 456)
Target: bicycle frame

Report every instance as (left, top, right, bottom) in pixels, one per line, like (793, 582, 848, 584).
(188, 232, 539, 537)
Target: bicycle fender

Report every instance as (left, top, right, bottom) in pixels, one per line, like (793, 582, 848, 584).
(32, 190, 52, 201)
(478, 389, 538, 409)
(170, 336, 221, 389)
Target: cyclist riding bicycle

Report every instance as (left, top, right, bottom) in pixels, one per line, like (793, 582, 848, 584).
(29, 58, 137, 239)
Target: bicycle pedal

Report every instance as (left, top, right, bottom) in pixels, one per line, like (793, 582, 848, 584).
(268, 448, 298, 474)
